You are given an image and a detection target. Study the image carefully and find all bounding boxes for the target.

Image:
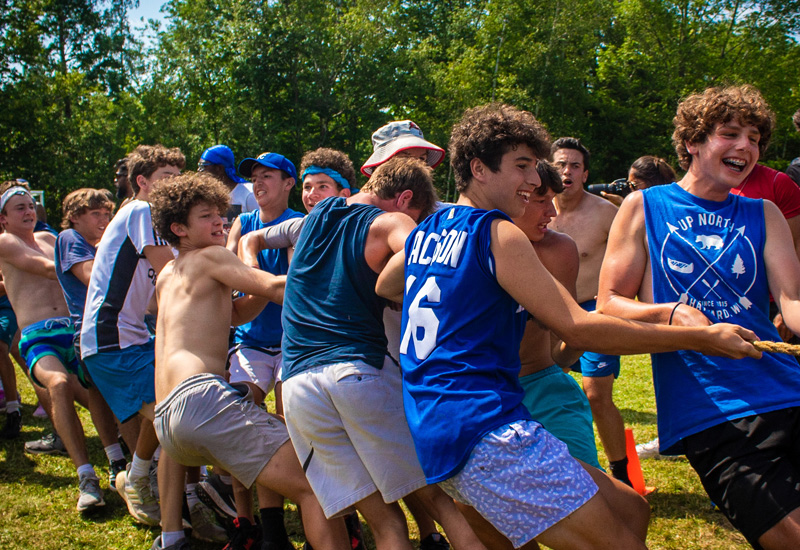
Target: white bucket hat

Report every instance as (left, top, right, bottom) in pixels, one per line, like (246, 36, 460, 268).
(360, 120, 445, 176)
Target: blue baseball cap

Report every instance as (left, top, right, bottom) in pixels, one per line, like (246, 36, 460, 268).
(238, 152, 297, 180)
(199, 145, 247, 183)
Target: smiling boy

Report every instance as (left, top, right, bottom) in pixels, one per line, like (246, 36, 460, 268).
(0, 182, 106, 512)
(149, 172, 348, 550)
(598, 85, 800, 550)
(376, 103, 763, 550)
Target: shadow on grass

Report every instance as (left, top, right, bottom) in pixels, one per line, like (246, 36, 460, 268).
(648, 490, 737, 533)
(620, 408, 657, 425)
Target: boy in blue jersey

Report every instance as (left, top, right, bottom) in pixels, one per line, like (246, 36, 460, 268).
(377, 103, 762, 550)
(281, 157, 486, 550)
(221, 152, 303, 549)
(599, 85, 800, 550)
(54, 188, 128, 489)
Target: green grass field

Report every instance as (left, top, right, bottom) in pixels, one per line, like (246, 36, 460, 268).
(0, 354, 751, 549)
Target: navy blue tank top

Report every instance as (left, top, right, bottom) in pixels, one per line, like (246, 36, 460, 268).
(281, 197, 387, 379)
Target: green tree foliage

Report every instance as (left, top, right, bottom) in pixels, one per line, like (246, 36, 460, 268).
(1, 0, 799, 213)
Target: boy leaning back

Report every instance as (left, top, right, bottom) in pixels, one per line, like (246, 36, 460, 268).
(149, 172, 349, 550)
(377, 104, 761, 550)
(598, 85, 800, 550)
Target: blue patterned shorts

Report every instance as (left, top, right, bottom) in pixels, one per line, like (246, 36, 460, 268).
(439, 420, 597, 547)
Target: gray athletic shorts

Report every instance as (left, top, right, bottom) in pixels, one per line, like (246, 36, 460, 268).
(154, 373, 290, 488)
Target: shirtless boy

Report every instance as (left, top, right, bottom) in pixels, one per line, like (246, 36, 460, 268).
(376, 103, 761, 550)
(149, 172, 348, 550)
(0, 182, 105, 512)
(548, 137, 630, 484)
(598, 85, 800, 549)
(514, 160, 601, 470)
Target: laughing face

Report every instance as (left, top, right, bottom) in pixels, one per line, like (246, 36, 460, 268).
(552, 148, 588, 197)
(686, 120, 760, 190)
(479, 144, 541, 218)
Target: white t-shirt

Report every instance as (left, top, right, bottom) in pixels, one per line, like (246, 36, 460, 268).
(230, 182, 258, 213)
(81, 200, 170, 357)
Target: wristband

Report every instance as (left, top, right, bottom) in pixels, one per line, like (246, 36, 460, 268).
(668, 302, 682, 325)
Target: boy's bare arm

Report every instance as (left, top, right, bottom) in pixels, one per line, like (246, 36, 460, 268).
(203, 245, 285, 303)
(231, 295, 272, 326)
(225, 216, 244, 253)
(0, 234, 56, 279)
(69, 260, 94, 286)
(491, 217, 760, 360)
(597, 193, 709, 327)
(143, 245, 175, 275)
(376, 250, 406, 303)
(763, 201, 800, 334)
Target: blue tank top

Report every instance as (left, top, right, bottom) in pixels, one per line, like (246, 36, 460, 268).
(281, 197, 387, 379)
(401, 206, 529, 483)
(234, 208, 303, 348)
(643, 184, 800, 453)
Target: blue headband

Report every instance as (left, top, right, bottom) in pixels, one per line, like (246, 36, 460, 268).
(301, 166, 353, 190)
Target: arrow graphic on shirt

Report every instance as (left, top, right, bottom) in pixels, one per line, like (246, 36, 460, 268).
(663, 224, 753, 309)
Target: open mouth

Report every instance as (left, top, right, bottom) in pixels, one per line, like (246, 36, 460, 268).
(517, 191, 531, 203)
(722, 158, 746, 172)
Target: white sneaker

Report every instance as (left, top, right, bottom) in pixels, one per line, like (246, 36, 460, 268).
(77, 475, 105, 512)
(116, 464, 161, 525)
(636, 437, 661, 459)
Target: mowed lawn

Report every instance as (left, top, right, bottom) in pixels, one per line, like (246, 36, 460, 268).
(0, 354, 751, 549)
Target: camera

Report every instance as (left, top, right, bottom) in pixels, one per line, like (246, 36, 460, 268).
(587, 178, 632, 198)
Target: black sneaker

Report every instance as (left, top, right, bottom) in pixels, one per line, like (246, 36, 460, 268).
(223, 517, 262, 550)
(109, 458, 128, 493)
(344, 511, 365, 550)
(0, 410, 21, 439)
(197, 474, 236, 519)
(420, 533, 450, 550)
(25, 432, 68, 455)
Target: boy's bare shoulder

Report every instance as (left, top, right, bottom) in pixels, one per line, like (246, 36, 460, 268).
(34, 231, 56, 246)
(0, 232, 26, 256)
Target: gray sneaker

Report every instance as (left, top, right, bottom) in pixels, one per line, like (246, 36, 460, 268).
(188, 500, 227, 543)
(116, 463, 161, 525)
(24, 432, 68, 456)
(77, 475, 105, 512)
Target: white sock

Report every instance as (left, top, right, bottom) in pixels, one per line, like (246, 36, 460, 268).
(161, 531, 185, 548)
(76, 463, 97, 479)
(104, 443, 125, 463)
(185, 482, 200, 508)
(5, 400, 19, 414)
(129, 452, 152, 482)
(152, 446, 161, 461)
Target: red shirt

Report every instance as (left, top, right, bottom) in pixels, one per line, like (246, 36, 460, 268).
(731, 163, 800, 219)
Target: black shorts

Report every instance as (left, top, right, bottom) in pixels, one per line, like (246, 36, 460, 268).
(684, 408, 800, 549)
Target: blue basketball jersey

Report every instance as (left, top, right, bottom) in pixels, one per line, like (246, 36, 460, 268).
(643, 184, 800, 454)
(401, 206, 529, 483)
(234, 208, 303, 348)
(281, 197, 388, 380)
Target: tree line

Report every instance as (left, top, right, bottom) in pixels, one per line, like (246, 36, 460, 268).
(2, 0, 799, 217)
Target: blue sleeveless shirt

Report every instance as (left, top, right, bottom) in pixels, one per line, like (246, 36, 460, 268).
(401, 206, 529, 483)
(234, 208, 303, 348)
(643, 184, 800, 454)
(281, 197, 388, 380)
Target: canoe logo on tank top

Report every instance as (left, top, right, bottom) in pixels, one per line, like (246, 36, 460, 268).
(659, 212, 757, 321)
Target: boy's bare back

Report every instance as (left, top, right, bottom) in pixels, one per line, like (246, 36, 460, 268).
(0, 231, 68, 327)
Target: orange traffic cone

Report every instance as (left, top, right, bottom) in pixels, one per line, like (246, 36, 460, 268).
(625, 428, 655, 496)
